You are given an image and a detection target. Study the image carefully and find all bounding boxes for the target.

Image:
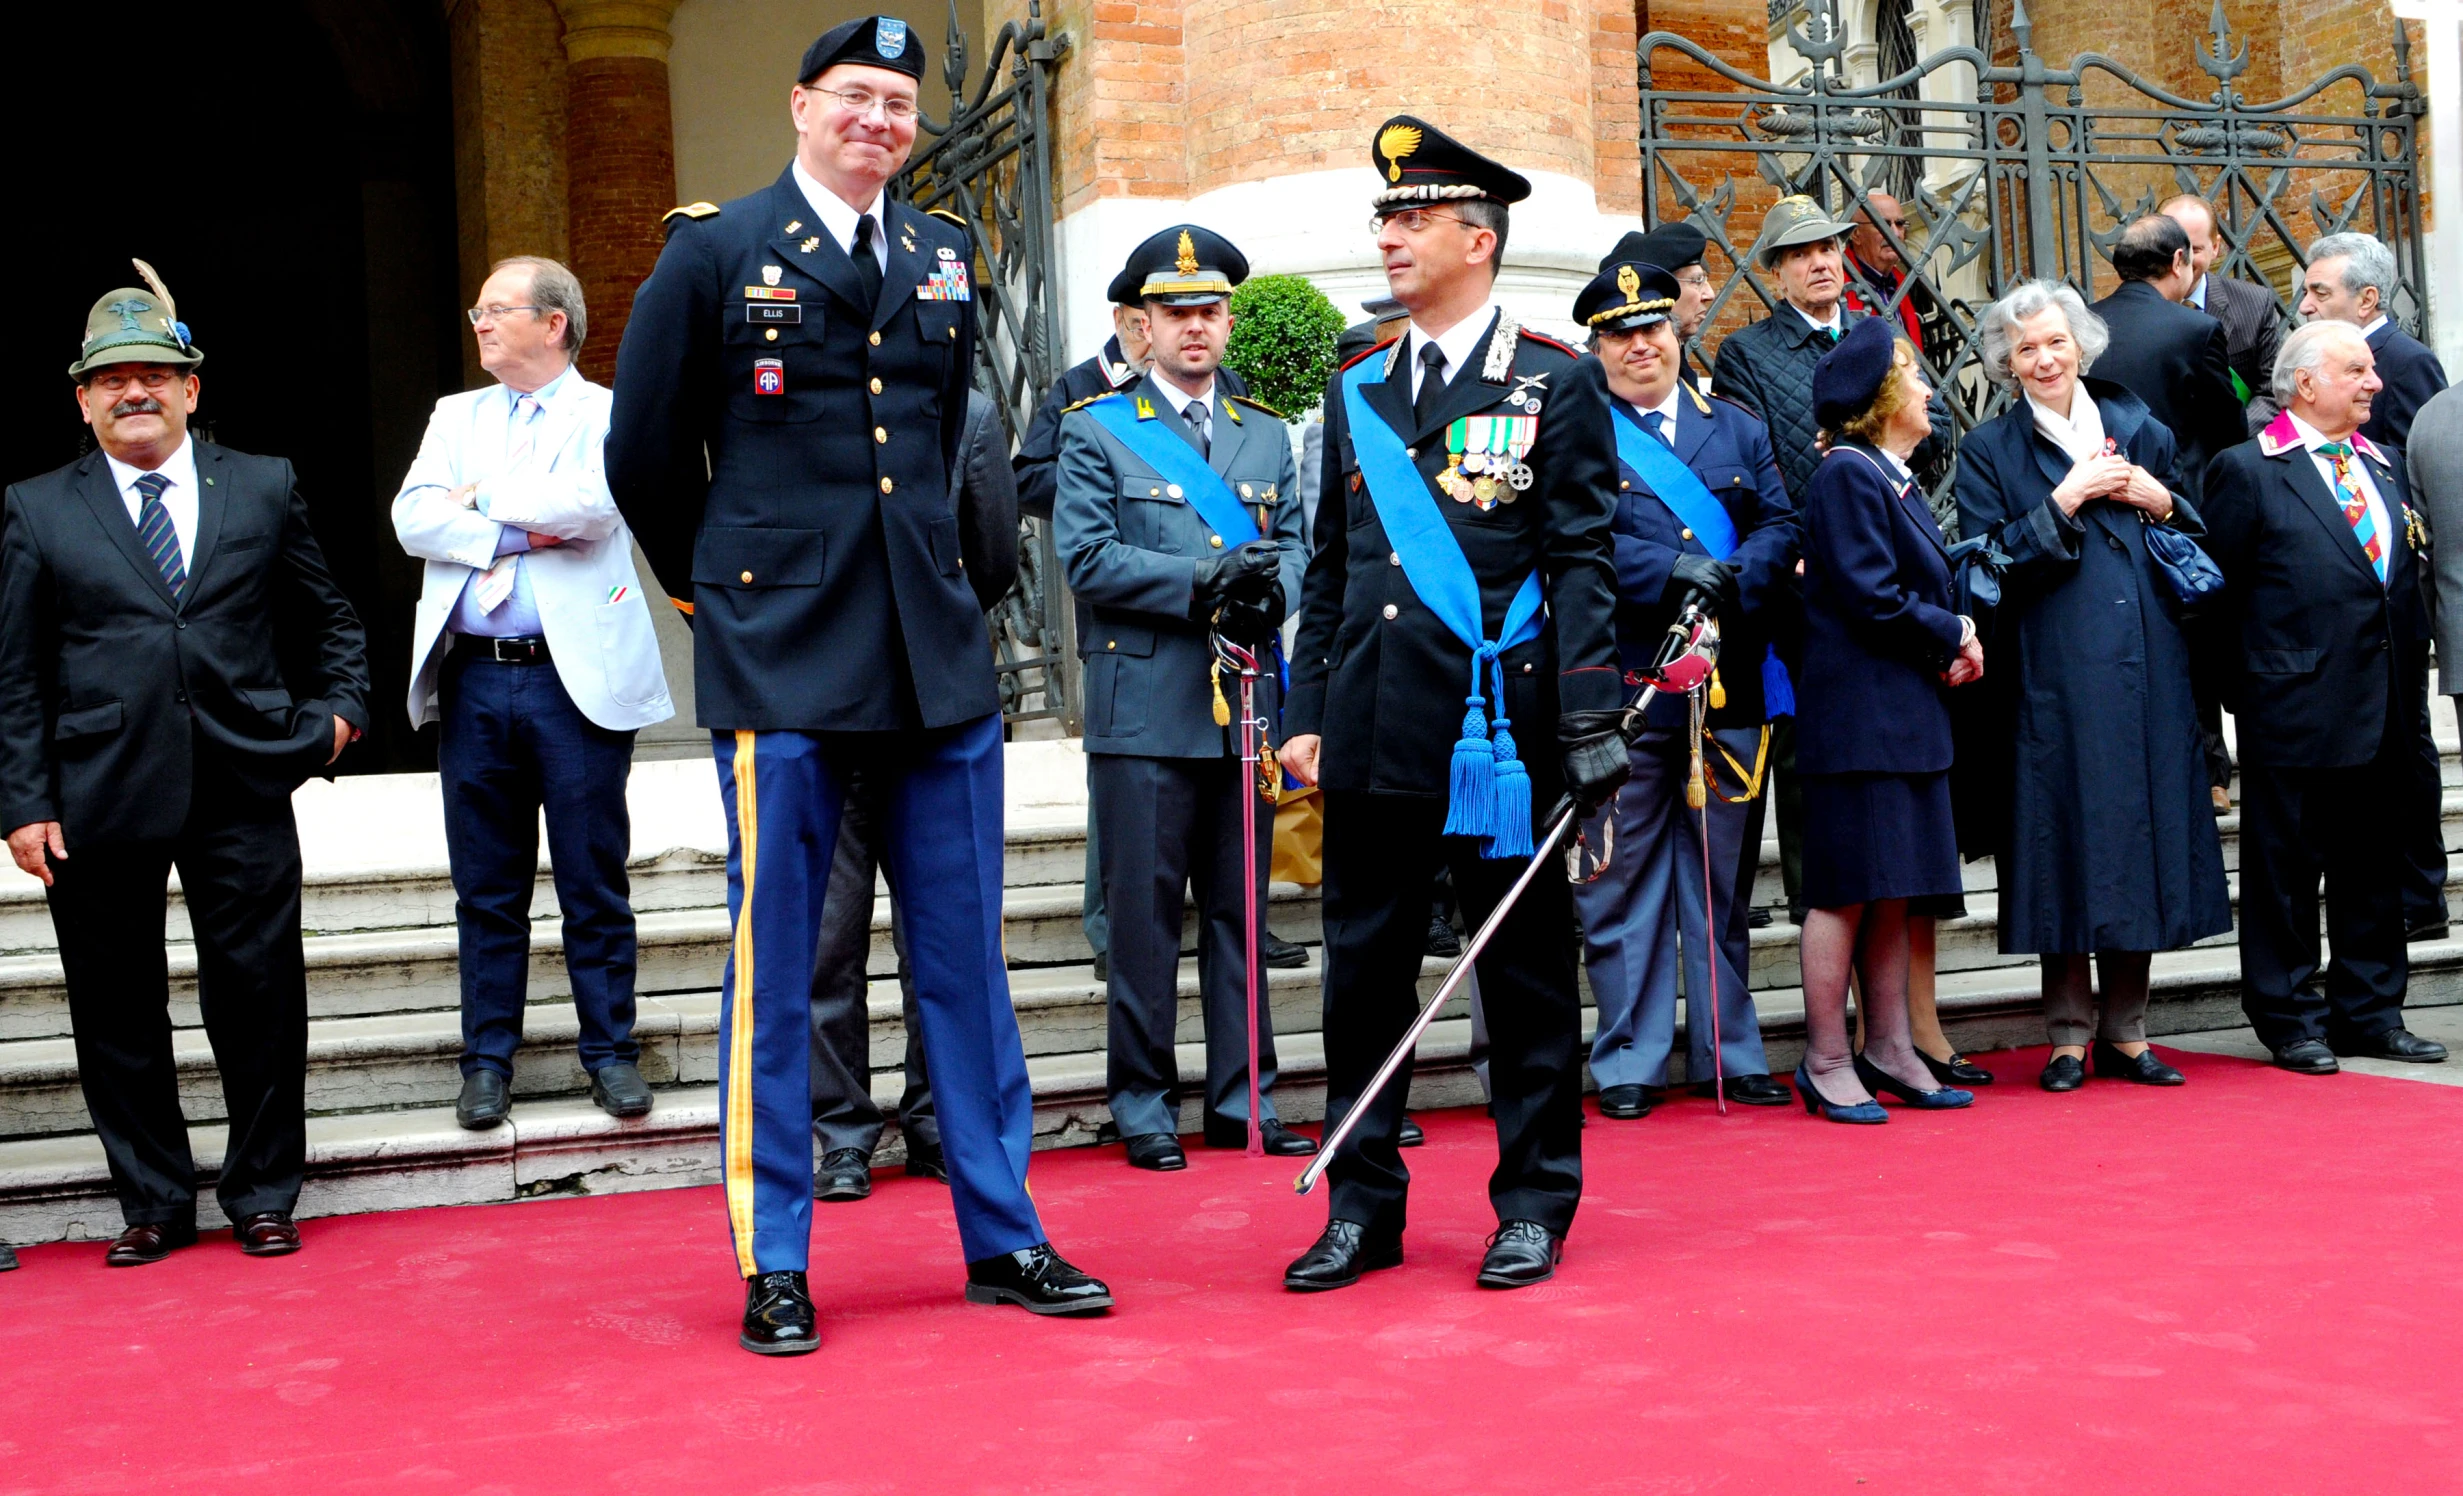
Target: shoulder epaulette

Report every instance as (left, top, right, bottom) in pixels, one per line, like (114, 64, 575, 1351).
(922, 207, 968, 231)
(1517, 327, 1579, 357)
(1061, 390, 1123, 416)
(663, 202, 719, 223)
(1689, 384, 1723, 416)
(1227, 393, 1287, 421)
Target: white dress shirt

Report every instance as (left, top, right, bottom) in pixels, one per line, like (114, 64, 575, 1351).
(1150, 372, 1217, 445)
(102, 436, 199, 563)
(1623, 383, 1685, 446)
(1403, 303, 1502, 404)
(792, 157, 888, 272)
(2288, 410, 2394, 582)
(1792, 301, 1846, 339)
(2360, 313, 2390, 341)
(2026, 386, 2108, 465)
(2187, 275, 2208, 313)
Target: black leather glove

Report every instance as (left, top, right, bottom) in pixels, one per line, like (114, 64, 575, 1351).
(1190, 540, 1281, 622)
(1558, 709, 1633, 813)
(1662, 554, 1738, 616)
(1215, 586, 1286, 644)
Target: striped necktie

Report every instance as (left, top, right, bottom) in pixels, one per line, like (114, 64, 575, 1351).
(2319, 441, 2388, 585)
(472, 393, 539, 613)
(132, 471, 186, 600)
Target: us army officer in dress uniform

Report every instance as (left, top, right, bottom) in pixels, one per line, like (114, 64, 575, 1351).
(1569, 261, 1798, 1122)
(607, 14, 1110, 1359)
(1278, 118, 1631, 1294)
(1054, 226, 1316, 1170)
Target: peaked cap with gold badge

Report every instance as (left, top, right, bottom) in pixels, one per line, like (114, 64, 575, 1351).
(1573, 261, 1682, 334)
(67, 259, 201, 380)
(1103, 224, 1249, 307)
(1368, 116, 1532, 209)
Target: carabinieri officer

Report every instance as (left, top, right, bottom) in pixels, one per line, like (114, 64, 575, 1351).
(1053, 226, 1316, 1169)
(1568, 260, 1798, 1122)
(607, 14, 1111, 1358)
(1278, 117, 1631, 1293)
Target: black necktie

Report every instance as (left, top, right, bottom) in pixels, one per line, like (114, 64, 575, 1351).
(1182, 400, 1210, 458)
(852, 215, 884, 312)
(1642, 409, 1672, 449)
(1413, 342, 1450, 430)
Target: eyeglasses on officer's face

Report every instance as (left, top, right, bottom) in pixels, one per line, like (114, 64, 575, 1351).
(808, 85, 920, 122)
(88, 369, 184, 394)
(1371, 208, 1470, 237)
(466, 305, 542, 327)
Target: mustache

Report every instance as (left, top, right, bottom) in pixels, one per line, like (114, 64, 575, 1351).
(109, 397, 165, 419)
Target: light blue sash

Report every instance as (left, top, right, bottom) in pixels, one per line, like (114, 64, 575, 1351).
(1083, 392, 1260, 548)
(1610, 403, 1796, 718)
(1340, 354, 1545, 857)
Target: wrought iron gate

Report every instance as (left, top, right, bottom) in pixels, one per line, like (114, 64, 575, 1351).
(895, 0, 1073, 728)
(1639, 0, 2426, 500)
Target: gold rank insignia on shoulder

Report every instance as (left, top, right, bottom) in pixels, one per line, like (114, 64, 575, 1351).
(663, 201, 720, 222)
(1229, 394, 1288, 422)
(1060, 391, 1120, 415)
(1135, 396, 1157, 421)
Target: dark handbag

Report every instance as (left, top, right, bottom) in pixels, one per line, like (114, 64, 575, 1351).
(1945, 533, 2010, 617)
(2142, 518, 2226, 609)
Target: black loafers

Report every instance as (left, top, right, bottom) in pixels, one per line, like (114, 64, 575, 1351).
(1283, 1219, 1403, 1291)
(2333, 1028, 2450, 1063)
(1124, 1133, 1188, 1171)
(1260, 930, 1310, 969)
(1397, 1114, 1425, 1148)
(1425, 916, 1463, 958)
(2092, 1042, 2185, 1085)
(1202, 1117, 1317, 1155)
(1596, 1084, 1654, 1120)
(589, 1061, 654, 1118)
(741, 1271, 819, 1355)
(455, 1069, 511, 1130)
(1708, 1073, 1794, 1107)
(903, 1137, 948, 1182)
(965, 1242, 1114, 1314)
(815, 1148, 873, 1201)
(2039, 1053, 2086, 1092)
(1921, 1049, 1996, 1086)
(104, 1219, 197, 1268)
(2272, 1038, 2340, 1075)
(1476, 1220, 1563, 1289)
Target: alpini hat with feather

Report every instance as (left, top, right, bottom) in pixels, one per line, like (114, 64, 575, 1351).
(68, 259, 201, 380)
(1368, 116, 1531, 210)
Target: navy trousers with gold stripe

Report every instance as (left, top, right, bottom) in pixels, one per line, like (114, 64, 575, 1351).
(713, 714, 1043, 1274)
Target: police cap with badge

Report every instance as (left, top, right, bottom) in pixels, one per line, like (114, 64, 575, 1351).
(1105, 225, 1249, 308)
(1574, 261, 1681, 336)
(68, 260, 201, 380)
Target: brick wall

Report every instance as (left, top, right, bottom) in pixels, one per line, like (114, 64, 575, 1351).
(564, 55, 677, 383)
(1594, 0, 1641, 215)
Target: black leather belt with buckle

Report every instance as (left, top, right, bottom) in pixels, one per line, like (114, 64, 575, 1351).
(453, 634, 551, 665)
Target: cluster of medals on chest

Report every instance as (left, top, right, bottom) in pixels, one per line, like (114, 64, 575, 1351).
(1437, 374, 1546, 511)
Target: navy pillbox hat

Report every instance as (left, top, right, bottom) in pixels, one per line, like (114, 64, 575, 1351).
(800, 15, 924, 83)
(1812, 316, 1900, 430)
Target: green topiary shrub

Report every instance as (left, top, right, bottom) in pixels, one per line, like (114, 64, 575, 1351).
(1223, 273, 1346, 418)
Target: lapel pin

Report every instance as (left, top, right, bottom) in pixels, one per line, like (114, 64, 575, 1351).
(784, 219, 803, 235)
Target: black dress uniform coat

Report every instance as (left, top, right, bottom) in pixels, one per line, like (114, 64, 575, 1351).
(608, 168, 988, 731)
(2361, 317, 2448, 453)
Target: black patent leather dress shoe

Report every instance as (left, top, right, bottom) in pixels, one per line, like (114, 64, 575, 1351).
(1476, 1220, 1563, 1289)
(1703, 1073, 1793, 1107)
(1597, 1084, 1654, 1120)
(2039, 1053, 2086, 1092)
(1426, 915, 1463, 959)
(1124, 1133, 1187, 1171)
(740, 1271, 819, 1355)
(236, 1211, 301, 1257)
(903, 1137, 948, 1182)
(1746, 908, 1773, 929)
(105, 1219, 197, 1267)
(1091, 949, 1109, 983)
(815, 1148, 873, 1202)
(1261, 930, 1309, 969)
(1283, 1220, 1403, 1291)
(2333, 1028, 2450, 1063)
(1920, 1049, 1996, 1086)
(2271, 1039, 2339, 1075)
(1397, 1114, 1425, 1148)
(1202, 1117, 1316, 1154)
(2092, 1042, 2185, 1085)
(455, 1069, 511, 1130)
(965, 1242, 1114, 1314)
(589, 1061, 653, 1118)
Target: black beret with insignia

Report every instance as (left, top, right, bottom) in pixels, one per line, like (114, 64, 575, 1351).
(1367, 116, 1531, 210)
(800, 14, 925, 83)
(1107, 224, 1249, 307)
(1574, 261, 1681, 334)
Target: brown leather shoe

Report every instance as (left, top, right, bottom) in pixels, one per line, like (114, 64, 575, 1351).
(105, 1220, 198, 1267)
(236, 1212, 302, 1258)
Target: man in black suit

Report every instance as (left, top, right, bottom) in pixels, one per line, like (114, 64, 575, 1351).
(2201, 321, 2448, 1075)
(0, 270, 369, 1265)
(2300, 231, 2453, 939)
(2162, 194, 2285, 436)
(2090, 216, 2245, 502)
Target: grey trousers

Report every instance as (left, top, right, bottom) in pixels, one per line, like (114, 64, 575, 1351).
(2041, 950, 2153, 1047)
(808, 766, 936, 1158)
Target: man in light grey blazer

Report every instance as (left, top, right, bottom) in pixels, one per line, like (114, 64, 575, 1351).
(1054, 225, 1314, 1169)
(392, 255, 673, 1130)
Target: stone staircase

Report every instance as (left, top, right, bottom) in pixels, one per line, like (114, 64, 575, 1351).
(4, 708, 2459, 1244)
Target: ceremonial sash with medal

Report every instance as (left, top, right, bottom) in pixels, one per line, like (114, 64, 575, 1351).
(1610, 404, 1797, 718)
(1339, 356, 1545, 859)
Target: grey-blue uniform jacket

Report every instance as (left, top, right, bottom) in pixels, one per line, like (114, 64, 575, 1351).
(1054, 373, 1305, 758)
(607, 167, 989, 731)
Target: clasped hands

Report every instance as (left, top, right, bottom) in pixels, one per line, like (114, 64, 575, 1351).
(2052, 452, 2171, 522)
(449, 482, 562, 551)
(1192, 540, 1284, 643)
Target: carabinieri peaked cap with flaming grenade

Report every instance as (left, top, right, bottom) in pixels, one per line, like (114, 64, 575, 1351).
(1367, 116, 1532, 208)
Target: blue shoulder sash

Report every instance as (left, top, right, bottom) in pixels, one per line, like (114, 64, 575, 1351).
(1083, 392, 1261, 548)
(1340, 353, 1545, 857)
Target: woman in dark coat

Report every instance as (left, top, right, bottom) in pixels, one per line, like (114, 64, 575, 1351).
(1955, 279, 2231, 1091)
(1792, 319, 1983, 1122)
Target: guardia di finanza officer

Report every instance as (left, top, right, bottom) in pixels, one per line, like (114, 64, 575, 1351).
(1279, 118, 1631, 1294)
(1054, 225, 1314, 1170)
(607, 15, 1110, 1359)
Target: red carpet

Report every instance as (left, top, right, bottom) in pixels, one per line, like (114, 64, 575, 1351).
(5, 1047, 2460, 1494)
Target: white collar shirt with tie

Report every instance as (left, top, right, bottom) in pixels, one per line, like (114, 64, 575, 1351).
(1150, 372, 1217, 451)
(2288, 410, 2394, 585)
(792, 158, 888, 272)
(1404, 303, 1502, 405)
(1791, 301, 1846, 339)
(1624, 382, 1685, 449)
(103, 434, 200, 564)
(447, 366, 570, 637)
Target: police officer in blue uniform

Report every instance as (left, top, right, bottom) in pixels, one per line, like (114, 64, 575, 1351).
(1053, 225, 1317, 1169)
(1568, 260, 1799, 1121)
(607, 14, 1111, 1357)
(1277, 118, 1632, 1293)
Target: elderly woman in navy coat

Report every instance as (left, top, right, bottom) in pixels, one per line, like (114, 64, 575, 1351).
(1954, 280, 2230, 1091)
(1792, 319, 1982, 1121)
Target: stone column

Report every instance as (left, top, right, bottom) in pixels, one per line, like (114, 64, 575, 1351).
(554, 0, 680, 384)
(447, 0, 571, 389)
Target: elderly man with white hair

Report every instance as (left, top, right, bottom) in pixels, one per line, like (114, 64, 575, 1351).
(2201, 320, 2449, 1074)
(1953, 280, 2230, 1090)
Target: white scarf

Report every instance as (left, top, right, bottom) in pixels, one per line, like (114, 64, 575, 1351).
(2026, 385, 2107, 464)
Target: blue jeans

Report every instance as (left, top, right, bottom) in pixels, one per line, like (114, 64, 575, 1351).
(438, 648, 640, 1078)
